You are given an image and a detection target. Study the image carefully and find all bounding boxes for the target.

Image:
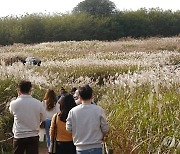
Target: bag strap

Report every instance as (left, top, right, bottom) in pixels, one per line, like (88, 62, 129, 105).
(53, 113, 58, 139)
(51, 113, 58, 152)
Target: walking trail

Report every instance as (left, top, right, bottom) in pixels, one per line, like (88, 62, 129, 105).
(39, 142, 48, 154)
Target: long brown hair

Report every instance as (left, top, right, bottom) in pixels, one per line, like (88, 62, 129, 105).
(43, 89, 57, 111)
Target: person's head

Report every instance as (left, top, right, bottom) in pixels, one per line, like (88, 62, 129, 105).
(43, 89, 57, 111)
(60, 87, 65, 93)
(74, 89, 82, 105)
(78, 84, 93, 101)
(73, 89, 79, 100)
(59, 94, 76, 122)
(70, 87, 77, 95)
(18, 80, 32, 95)
(60, 87, 67, 96)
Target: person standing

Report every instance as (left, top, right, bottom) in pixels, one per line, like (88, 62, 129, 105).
(9, 80, 46, 154)
(73, 89, 82, 105)
(74, 89, 96, 105)
(70, 87, 77, 96)
(66, 84, 109, 154)
(42, 89, 59, 150)
(50, 94, 76, 154)
(56, 87, 67, 101)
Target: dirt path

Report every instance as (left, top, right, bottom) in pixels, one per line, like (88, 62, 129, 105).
(39, 142, 48, 154)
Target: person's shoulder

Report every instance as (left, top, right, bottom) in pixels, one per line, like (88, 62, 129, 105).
(10, 97, 20, 104)
(41, 100, 46, 105)
(9, 97, 22, 110)
(32, 97, 41, 102)
(91, 104, 103, 111)
(91, 103, 100, 108)
(31, 97, 43, 105)
(51, 113, 59, 121)
(70, 104, 80, 112)
(56, 94, 61, 100)
(41, 100, 47, 108)
(52, 112, 59, 118)
(9, 99, 17, 106)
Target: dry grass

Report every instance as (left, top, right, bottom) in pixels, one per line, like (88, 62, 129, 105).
(0, 37, 179, 153)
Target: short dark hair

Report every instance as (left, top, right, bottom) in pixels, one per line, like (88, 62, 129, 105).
(71, 87, 77, 93)
(59, 94, 76, 122)
(78, 84, 93, 100)
(18, 80, 32, 94)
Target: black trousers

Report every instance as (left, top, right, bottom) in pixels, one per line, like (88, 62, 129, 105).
(56, 141, 76, 154)
(13, 136, 39, 154)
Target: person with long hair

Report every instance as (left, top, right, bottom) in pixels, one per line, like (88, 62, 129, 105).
(42, 89, 59, 150)
(50, 94, 76, 154)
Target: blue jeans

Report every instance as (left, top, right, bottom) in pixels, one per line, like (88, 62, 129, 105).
(45, 119, 51, 148)
(76, 148, 102, 154)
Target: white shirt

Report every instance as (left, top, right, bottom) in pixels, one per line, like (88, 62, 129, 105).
(42, 101, 60, 120)
(9, 95, 46, 138)
(66, 104, 109, 150)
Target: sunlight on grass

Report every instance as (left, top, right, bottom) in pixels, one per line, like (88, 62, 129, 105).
(0, 37, 180, 153)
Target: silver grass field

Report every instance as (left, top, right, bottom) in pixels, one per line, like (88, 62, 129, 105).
(0, 37, 180, 153)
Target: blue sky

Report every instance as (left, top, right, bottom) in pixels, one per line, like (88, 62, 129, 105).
(0, 0, 179, 17)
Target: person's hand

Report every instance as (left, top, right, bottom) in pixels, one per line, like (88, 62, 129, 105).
(102, 133, 108, 142)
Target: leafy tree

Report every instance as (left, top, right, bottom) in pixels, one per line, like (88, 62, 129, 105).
(0, 8, 180, 45)
(19, 14, 45, 43)
(121, 9, 152, 37)
(0, 17, 14, 45)
(73, 0, 117, 16)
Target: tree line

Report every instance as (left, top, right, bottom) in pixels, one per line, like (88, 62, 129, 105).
(0, 8, 180, 45)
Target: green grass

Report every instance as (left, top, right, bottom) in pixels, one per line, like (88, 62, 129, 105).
(99, 85, 180, 153)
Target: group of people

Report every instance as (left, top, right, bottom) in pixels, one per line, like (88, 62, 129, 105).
(9, 80, 109, 154)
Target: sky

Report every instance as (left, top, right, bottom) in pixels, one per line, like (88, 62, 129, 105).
(0, 0, 179, 17)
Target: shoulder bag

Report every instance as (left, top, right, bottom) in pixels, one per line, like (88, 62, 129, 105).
(49, 113, 58, 154)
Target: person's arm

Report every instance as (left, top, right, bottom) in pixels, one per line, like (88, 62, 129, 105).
(9, 104, 12, 114)
(49, 114, 56, 140)
(9, 101, 14, 114)
(40, 102, 46, 121)
(100, 108, 109, 136)
(66, 110, 73, 132)
(55, 103, 60, 113)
